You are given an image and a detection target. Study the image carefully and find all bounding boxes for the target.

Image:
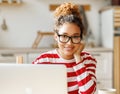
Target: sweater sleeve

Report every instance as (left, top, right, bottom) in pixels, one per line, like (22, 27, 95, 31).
(32, 55, 51, 64)
(73, 54, 97, 94)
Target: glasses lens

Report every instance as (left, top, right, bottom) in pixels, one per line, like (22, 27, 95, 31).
(56, 32, 81, 44)
(59, 35, 69, 43)
(72, 36, 81, 43)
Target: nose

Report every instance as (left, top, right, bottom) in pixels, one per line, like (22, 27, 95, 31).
(66, 38, 72, 44)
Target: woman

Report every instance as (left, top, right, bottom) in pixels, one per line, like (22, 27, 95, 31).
(33, 2, 97, 94)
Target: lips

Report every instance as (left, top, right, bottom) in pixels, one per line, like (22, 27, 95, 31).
(64, 47, 74, 51)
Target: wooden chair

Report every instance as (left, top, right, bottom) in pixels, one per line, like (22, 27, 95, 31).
(32, 31, 54, 48)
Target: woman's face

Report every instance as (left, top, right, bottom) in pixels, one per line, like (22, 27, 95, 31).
(54, 22, 81, 60)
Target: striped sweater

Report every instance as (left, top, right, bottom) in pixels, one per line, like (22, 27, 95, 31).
(32, 49, 97, 94)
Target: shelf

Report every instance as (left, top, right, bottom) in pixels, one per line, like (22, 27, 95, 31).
(114, 7, 120, 28)
(49, 4, 91, 11)
(0, 0, 22, 5)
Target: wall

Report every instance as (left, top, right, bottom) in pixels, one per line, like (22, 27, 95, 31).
(0, 0, 110, 48)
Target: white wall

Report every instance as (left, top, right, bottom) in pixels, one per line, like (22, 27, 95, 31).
(0, 0, 110, 48)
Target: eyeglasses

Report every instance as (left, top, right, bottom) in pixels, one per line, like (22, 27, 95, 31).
(56, 32, 81, 44)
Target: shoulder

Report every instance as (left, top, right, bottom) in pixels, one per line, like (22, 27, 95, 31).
(37, 49, 59, 59)
(81, 51, 97, 63)
(36, 49, 59, 60)
(32, 49, 59, 64)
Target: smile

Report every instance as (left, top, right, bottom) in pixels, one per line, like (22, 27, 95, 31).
(65, 47, 74, 51)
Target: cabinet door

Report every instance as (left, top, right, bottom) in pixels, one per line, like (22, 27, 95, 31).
(0, 53, 15, 63)
(92, 52, 113, 80)
(91, 52, 113, 94)
(27, 53, 41, 64)
(0, 53, 27, 64)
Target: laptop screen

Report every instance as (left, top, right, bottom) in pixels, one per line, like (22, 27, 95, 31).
(0, 64, 67, 94)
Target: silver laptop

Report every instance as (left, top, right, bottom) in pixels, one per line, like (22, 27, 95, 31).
(0, 64, 67, 94)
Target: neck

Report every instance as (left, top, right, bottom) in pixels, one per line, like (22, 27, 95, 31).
(57, 49, 74, 60)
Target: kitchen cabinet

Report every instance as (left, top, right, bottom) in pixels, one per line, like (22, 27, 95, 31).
(91, 51, 113, 94)
(27, 53, 40, 63)
(0, 53, 27, 64)
(92, 52, 113, 81)
(83, 48, 113, 94)
(0, 48, 52, 64)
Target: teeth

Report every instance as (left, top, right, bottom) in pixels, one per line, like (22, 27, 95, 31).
(66, 47, 73, 50)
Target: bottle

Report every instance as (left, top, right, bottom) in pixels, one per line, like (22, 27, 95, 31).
(16, 56, 23, 64)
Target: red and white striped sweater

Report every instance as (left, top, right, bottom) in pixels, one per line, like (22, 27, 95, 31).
(32, 49, 97, 94)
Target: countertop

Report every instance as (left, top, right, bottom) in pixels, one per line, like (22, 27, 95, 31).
(0, 47, 113, 54)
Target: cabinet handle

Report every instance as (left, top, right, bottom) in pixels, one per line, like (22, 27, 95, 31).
(1, 53, 14, 57)
(92, 54, 101, 56)
(97, 81, 101, 84)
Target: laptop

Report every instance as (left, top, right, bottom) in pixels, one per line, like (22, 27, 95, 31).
(0, 64, 67, 94)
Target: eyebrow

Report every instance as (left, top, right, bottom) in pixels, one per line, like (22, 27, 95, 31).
(59, 33, 80, 36)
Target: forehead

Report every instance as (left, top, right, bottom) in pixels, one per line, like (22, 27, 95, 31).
(58, 23, 81, 35)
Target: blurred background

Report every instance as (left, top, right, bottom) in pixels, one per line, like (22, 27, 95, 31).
(0, 0, 120, 94)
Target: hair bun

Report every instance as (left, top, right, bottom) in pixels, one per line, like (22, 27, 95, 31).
(54, 2, 81, 19)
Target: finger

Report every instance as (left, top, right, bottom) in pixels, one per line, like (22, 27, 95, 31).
(80, 41, 85, 50)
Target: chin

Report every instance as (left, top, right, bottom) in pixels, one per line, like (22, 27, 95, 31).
(64, 51, 74, 56)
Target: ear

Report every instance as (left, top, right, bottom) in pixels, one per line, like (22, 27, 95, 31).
(54, 33, 58, 42)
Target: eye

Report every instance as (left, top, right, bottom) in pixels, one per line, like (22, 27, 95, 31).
(61, 35, 68, 38)
(73, 36, 80, 39)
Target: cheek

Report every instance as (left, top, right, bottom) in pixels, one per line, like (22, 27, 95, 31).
(74, 44, 81, 50)
(58, 42, 64, 48)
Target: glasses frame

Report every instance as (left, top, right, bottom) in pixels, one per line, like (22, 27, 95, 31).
(56, 32, 81, 44)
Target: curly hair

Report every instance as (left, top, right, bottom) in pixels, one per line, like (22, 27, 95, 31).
(53, 2, 84, 39)
(54, 2, 81, 19)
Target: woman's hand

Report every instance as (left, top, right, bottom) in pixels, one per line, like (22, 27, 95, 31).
(74, 41, 85, 63)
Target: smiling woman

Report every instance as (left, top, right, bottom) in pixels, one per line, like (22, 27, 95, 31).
(33, 2, 97, 94)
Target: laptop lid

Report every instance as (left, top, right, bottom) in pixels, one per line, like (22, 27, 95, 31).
(0, 64, 67, 94)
